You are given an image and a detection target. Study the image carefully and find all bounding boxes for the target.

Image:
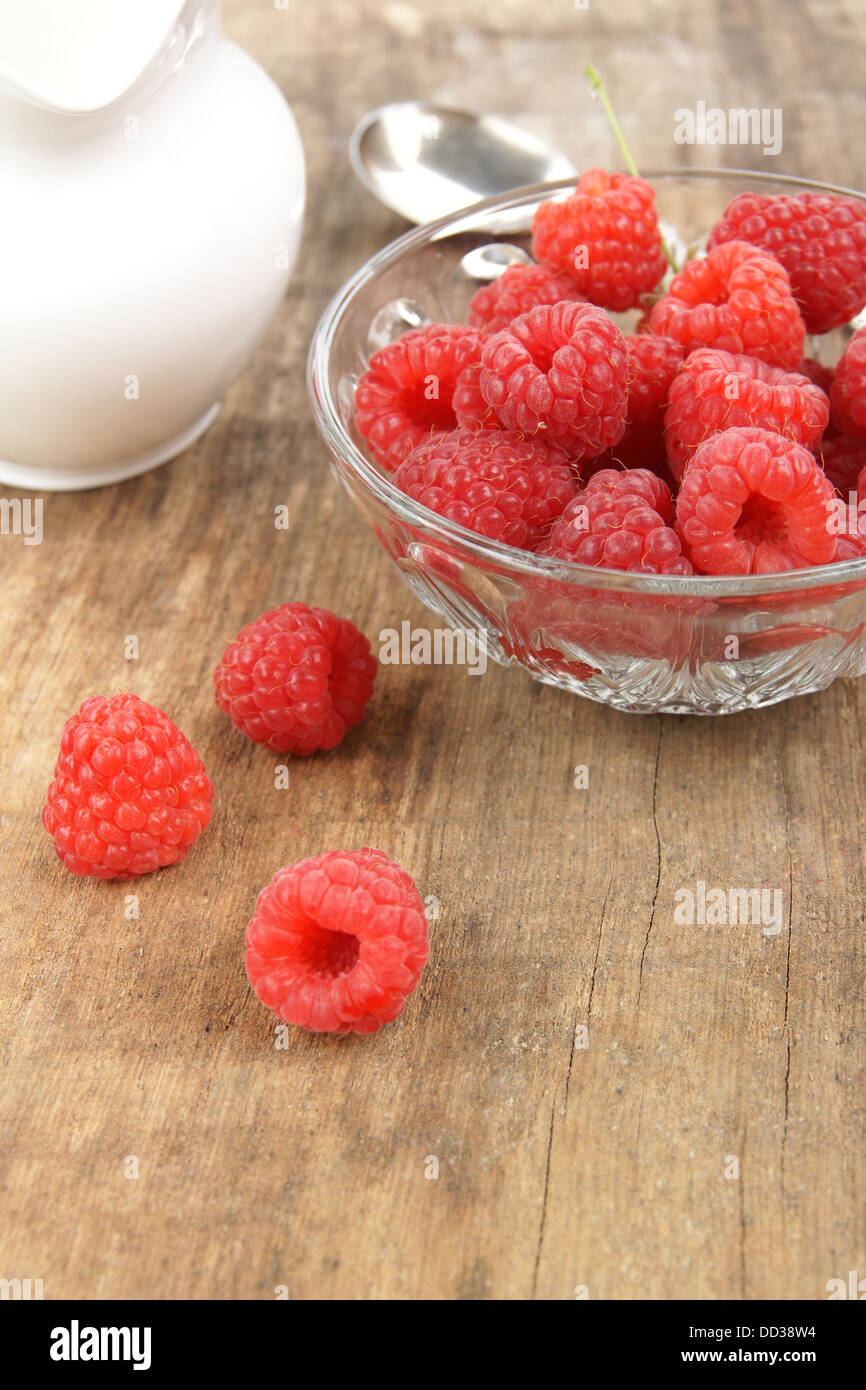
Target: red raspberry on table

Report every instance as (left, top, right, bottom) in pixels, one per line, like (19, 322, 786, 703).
(42, 693, 214, 880)
(542, 467, 691, 573)
(463, 300, 628, 459)
(707, 191, 866, 334)
(354, 323, 483, 471)
(664, 349, 829, 481)
(245, 848, 429, 1034)
(214, 602, 377, 755)
(817, 433, 866, 495)
(612, 333, 685, 468)
(830, 327, 866, 438)
(675, 427, 837, 574)
(531, 168, 668, 312)
(392, 427, 576, 550)
(649, 241, 805, 371)
(468, 263, 585, 334)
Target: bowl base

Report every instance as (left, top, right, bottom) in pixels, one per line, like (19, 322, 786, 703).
(512, 644, 865, 714)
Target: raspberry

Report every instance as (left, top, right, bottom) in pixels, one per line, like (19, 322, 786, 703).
(588, 465, 674, 518)
(613, 333, 685, 468)
(817, 433, 866, 495)
(531, 169, 668, 311)
(542, 467, 692, 573)
(214, 603, 377, 755)
(392, 427, 576, 550)
(649, 241, 805, 371)
(41, 693, 214, 880)
(827, 461, 866, 559)
(468, 263, 585, 334)
(799, 357, 835, 399)
(665, 349, 829, 481)
(675, 427, 837, 574)
(830, 328, 866, 438)
(354, 323, 483, 471)
(585, 448, 677, 491)
(707, 191, 866, 334)
(244, 848, 429, 1034)
(625, 334, 686, 425)
(831, 532, 866, 561)
(466, 300, 628, 459)
(843, 465, 866, 556)
(452, 362, 496, 431)
(799, 357, 838, 444)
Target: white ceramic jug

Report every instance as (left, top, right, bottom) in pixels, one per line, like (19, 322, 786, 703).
(0, 0, 305, 489)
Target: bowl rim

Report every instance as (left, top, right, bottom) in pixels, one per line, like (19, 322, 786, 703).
(307, 168, 866, 599)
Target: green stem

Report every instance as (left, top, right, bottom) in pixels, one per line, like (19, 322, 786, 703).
(585, 65, 677, 274)
(585, 65, 639, 178)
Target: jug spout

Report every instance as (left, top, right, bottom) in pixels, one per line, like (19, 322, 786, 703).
(0, 0, 216, 116)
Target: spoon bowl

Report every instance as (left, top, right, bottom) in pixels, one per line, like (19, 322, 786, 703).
(349, 101, 576, 224)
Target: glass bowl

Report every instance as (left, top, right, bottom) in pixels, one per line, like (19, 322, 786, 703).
(307, 170, 866, 715)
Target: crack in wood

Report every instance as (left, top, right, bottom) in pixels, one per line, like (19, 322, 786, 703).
(530, 1096, 557, 1299)
(636, 721, 664, 1015)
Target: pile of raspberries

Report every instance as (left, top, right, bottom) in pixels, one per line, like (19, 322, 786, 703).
(355, 171, 866, 576)
(42, 606, 429, 1036)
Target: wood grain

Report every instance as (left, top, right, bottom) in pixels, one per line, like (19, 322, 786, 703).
(1, 0, 864, 1300)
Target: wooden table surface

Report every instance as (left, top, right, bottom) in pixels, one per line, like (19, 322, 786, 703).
(2, 0, 865, 1302)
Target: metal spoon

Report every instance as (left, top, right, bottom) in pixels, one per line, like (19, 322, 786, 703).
(349, 102, 576, 225)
